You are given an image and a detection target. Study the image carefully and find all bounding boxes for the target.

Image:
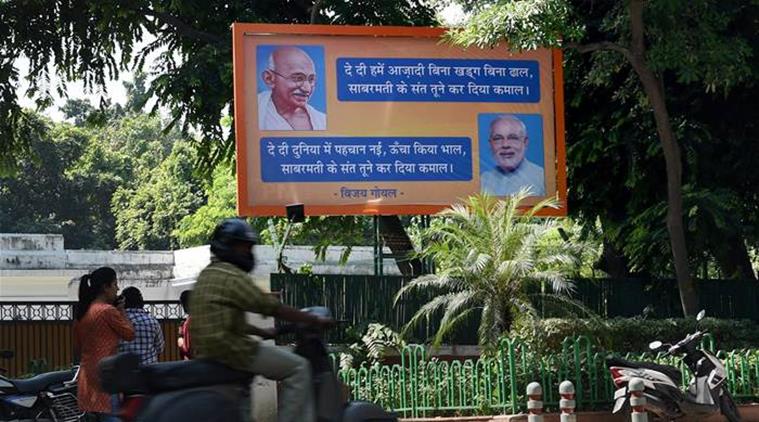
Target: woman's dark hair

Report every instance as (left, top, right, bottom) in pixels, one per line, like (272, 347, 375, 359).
(180, 290, 192, 314)
(121, 287, 144, 309)
(75, 267, 117, 321)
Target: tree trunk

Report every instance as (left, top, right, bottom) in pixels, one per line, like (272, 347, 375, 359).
(378, 215, 424, 276)
(627, 0, 698, 315)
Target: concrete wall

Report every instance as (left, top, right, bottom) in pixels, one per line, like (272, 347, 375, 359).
(169, 244, 400, 300)
(1, 234, 177, 300)
(1, 233, 402, 301)
(0, 233, 64, 252)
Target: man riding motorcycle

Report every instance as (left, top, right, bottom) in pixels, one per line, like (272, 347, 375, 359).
(190, 218, 333, 422)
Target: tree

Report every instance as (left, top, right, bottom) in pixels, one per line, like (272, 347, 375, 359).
(395, 191, 580, 349)
(69, 107, 182, 249)
(113, 140, 204, 250)
(0, 114, 81, 242)
(175, 162, 374, 262)
(1, 1, 437, 273)
(0, 112, 119, 248)
(174, 162, 238, 247)
(0, 0, 436, 176)
(448, 0, 756, 315)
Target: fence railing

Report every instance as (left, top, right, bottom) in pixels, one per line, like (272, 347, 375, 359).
(334, 335, 759, 418)
(272, 274, 759, 343)
(271, 273, 468, 343)
(0, 301, 184, 321)
(0, 301, 183, 377)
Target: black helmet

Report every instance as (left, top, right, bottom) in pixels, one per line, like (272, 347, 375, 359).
(210, 218, 259, 272)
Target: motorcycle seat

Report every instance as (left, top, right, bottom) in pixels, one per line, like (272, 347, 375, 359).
(99, 353, 254, 394)
(12, 369, 75, 394)
(142, 359, 255, 393)
(607, 356, 683, 385)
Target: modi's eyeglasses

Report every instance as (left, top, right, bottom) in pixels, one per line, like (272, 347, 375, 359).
(268, 69, 316, 86)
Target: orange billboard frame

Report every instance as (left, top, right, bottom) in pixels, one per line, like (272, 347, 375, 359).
(232, 23, 567, 217)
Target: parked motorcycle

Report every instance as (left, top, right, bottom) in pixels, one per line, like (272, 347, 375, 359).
(0, 350, 83, 422)
(99, 306, 397, 422)
(607, 310, 741, 421)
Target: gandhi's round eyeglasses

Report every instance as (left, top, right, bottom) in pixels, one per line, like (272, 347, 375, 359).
(269, 69, 316, 86)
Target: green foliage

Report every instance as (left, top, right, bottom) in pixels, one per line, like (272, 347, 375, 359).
(446, 0, 584, 50)
(0, 101, 210, 250)
(0, 113, 117, 248)
(337, 323, 406, 372)
(112, 141, 204, 250)
(644, 0, 753, 92)
(174, 163, 238, 247)
(395, 191, 583, 349)
(514, 317, 759, 354)
(174, 161, 373, 254)
(262, 216, 372, 263)
(447, 0, 759, 281)
(0, 0, 438, 177)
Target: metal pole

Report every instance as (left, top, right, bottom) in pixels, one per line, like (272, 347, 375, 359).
(526, 382, 543, 422)
(373, 215, 380, 276)
(559, 380, 576, 422)
(629, 378, 648, 422)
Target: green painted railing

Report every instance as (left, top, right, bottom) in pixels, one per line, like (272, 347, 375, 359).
(334, 335, 759, 417)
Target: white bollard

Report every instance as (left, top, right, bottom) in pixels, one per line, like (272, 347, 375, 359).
(559, 380, 576, 422)
(628, 378, 648, 422)
(526, 382, 544, 422)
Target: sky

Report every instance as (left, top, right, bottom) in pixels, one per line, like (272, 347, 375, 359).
(15, 3, 467, 122)
(16, 54, 131, 121)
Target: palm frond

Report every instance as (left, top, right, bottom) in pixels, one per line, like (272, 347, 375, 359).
(394, 272, 461, 305)
(478, 304, 496, 347)
(401, 292, 467, 338)
(468, 252, 493, 274)
(529, 270, 575, 293)
(530, 293, 601, 321)
(399, 191, 586, 348)
(432, 290, 481, 346)
(495, 259, 534, 281)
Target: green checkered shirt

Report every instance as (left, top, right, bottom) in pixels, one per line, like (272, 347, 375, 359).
(189, 260, 280, 372)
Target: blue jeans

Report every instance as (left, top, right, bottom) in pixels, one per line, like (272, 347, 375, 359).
(101, 394, 121, 422)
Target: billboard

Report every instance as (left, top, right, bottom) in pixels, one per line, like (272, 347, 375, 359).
(232, 24, 566, 217)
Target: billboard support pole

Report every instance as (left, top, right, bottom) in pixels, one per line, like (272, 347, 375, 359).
(420, 215, 434, 274)
(373, 215, 383, 276)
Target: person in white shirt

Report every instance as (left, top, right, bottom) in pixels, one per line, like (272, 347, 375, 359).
(480, 115, 546, 196)
(258, 46, 326, 131)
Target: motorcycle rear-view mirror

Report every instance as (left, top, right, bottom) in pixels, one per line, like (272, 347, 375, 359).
(649, 341, 663, 351)
(697, 310, 706, 321)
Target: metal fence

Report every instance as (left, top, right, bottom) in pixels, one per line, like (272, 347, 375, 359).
(272, 274, 759, 343)
(335, 335, 759, 418)
(565, 278, 759, 320)
(0, 301, 183, 377)
(271, 273, 478, 343)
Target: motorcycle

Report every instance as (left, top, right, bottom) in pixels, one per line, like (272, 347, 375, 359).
(0, 350, 83, 422)
(98, 306, 397, 422)
(607, 310, 741, 421)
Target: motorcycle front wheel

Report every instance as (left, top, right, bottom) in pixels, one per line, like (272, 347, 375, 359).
(720, 390, 741, 422)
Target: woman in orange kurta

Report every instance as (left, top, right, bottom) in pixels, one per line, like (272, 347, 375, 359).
(74, 267, 135, 421)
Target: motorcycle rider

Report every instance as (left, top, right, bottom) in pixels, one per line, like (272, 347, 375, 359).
(190, 218, 333, 422)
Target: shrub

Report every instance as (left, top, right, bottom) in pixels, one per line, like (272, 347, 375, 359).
(513, 317, 759, 353)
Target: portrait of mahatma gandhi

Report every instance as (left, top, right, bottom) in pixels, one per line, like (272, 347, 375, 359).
(257, 46, 326, 131)
(480, 114, 545, 196)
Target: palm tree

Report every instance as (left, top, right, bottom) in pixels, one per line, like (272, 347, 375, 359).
(395, 190, 581, 349)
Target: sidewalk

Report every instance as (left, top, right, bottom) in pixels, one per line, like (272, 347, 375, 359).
(400, 404, 759, 421)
